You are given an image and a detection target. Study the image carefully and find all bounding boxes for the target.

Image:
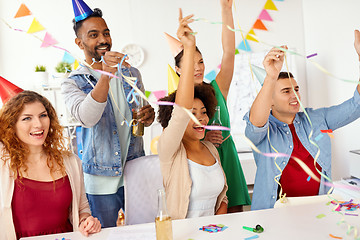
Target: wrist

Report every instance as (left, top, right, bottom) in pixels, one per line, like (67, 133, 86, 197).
(79, 217, 87, 226)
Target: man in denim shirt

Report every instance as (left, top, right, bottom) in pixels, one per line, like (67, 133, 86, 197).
(244, 31, 360, 210)
(61, 2, 155, 227)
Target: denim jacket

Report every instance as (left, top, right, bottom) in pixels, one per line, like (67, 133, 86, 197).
(244, 89, 360, 210)
(61, 66, 145, 177)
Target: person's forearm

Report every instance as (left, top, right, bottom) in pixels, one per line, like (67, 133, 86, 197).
(90, 75, 110, 103)
(249, 76, 276, 127)
(175, 47, 195, 109)
(221, 6, 235, 57)
(215, 5, 235, 99)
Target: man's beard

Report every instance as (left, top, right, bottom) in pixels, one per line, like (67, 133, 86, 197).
(85, 43, 111, 62)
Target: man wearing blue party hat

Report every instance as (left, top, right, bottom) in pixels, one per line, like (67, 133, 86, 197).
(61, 0, 155, 227)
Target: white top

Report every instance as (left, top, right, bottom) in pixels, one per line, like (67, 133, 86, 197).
(186, 158, 225, 218)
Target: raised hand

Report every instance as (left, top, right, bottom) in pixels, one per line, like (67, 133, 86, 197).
(177, 8, 195, 49)
(263, 45, 288, 80)
(354, 30, 360, 61)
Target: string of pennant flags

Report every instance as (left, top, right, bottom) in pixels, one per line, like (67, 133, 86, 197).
(203, 0, 283, 82)
(8, 3, 168, 101)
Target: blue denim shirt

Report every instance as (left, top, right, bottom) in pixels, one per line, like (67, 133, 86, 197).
(244, 89, 360, 210)
(62, 66, 145, 177)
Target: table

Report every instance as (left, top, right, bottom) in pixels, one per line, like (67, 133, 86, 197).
(21, 200, 360, 240)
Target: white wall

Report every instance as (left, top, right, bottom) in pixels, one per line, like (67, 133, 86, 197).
(1, 0, 357, 180)
(302, 0, 360, 180)
(0, 0, 307, 102)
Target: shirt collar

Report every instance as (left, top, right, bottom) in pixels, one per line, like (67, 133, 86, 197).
(269, 111, 301, 127)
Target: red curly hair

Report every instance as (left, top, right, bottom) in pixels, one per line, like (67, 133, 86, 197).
(0, 91, 70, 179)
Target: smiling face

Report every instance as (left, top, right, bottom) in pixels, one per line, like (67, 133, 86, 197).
(183, 98, 209, 141)
(271, 77, 301, 124)
(176, 51, 205, 84)
(75, 17, 112, 63)
(15, 101, 50, 152)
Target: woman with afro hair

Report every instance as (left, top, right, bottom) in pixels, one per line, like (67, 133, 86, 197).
(157, 9, 228, 220)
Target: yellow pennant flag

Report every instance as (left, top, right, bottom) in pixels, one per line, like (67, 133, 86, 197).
(264, 0, 278, 11)
(27, 18, 45, 33)
(246, 29, 259, 42)
(167, 64, 179, 94)
(74, 60, 79, 70)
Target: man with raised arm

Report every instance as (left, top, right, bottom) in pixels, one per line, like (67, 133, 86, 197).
(244, 31, 360, 210)
(61, 0, 155, 227)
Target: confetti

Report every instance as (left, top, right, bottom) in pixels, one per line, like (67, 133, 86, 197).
(316, 214, 326, 219)
(244, 235, 259, 240)
(329, 234, 343, 239)
(199, 224, 228, 233)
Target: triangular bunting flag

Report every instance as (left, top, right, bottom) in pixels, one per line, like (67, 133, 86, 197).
(264, 0, 278, 11)
(246, 29, 259, 42)
(74, 60, 79, 70)
(153, 90, 167, 101)
(14, 3, 32, 18)
(237, 39, 251, 52)
(235, 49, 239, 55)
(40, 32, 58, 48)
(259, 9, 273, 21)
(62, 51, 75, 64)
(253, 19, 267, 31)
(145, 91, 151, 98)
(27, 18, 45, 33)
(251, 64, 266, 86)
(204, 70, 217, 81)
(217, 64, 221, 69)
(167, 64, 179, 94)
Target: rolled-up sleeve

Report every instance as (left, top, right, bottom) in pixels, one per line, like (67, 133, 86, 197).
(323, 89, 360, 131)
(243, 111, 269, 145)
(61, 77, 107, 128)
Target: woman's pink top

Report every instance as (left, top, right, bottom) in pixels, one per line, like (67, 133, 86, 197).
(11, 175, 73, 239)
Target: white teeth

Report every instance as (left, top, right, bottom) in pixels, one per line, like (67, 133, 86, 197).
(31, 130, 43, 135)
(290, 102, 298, 105)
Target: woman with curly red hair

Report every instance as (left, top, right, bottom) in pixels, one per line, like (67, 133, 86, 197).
(0, 91, 101, 239)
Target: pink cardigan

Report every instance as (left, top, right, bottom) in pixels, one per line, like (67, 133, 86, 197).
(0, 144, 91, 240)
(158, 105, 228, 220)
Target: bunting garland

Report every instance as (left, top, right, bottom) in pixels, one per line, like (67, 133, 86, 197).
(9, 3, 78, 70)
(204, 0, 283, 80)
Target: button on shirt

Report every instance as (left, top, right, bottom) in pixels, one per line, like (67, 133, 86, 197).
(244, 89, 360, 210)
